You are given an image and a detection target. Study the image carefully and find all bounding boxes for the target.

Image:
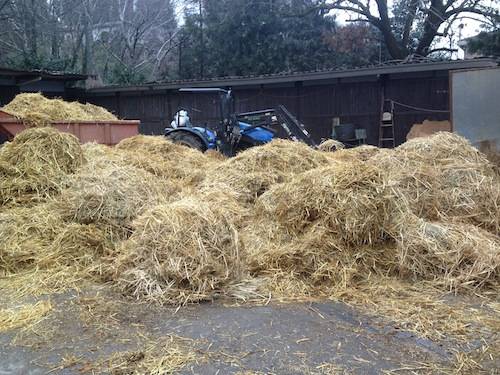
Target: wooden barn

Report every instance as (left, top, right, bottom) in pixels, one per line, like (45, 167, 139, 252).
(75, 58, 498, 147)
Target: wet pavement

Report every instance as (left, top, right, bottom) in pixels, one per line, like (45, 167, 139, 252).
(0, 286, 473, 375)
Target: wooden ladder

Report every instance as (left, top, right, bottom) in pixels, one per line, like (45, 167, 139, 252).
(378, 99, 395, 148)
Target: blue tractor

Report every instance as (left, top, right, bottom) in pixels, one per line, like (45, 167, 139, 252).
(165, 88, 316, 156)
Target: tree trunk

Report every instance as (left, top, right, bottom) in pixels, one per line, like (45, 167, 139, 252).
(377, 22, 408, 59)
(50, 1, 60, 61)
(199, 0, 204, 78)
(28, 0, 38, 61)
(415, 0, 446, 55)
(82, 1, 93, 75)
(374, 0, 408, 59)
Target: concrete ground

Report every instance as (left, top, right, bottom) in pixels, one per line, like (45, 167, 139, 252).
(0, 287, 497, 374)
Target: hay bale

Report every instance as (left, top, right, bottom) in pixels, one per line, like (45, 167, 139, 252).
(113, 197, 241, 304)
(257, 161, 393, 245)
(116, 135, 186, 155)
(328, 145, 382, 162)
(116, 135, 217, 184)
(243, 220, 398, 297)
(375, 132, 500, 234)
(202, 140, 331, 203)
(318, 139, 345, 152)
(0, 204, 62, 274)
(245, 223, 341, 284)
(195, 183, 249, 224)
(58, 163, 172, 228)
(0, 127, 84, 204)
(37, 223, 111, 268)
(397, 132, 486, 164)
(2, 93, 117, 126)
(396, 216, 500, 290)
(485, 151, 500, 174)
(205, 149, 227, 161)
(81, 142, 120, 162)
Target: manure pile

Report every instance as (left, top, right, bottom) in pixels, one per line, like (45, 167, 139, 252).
(0, 129, 499, 307)
(1, 93, 118, 126)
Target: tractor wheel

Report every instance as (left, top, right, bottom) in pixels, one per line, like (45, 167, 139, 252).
(167, 132, 206, 152)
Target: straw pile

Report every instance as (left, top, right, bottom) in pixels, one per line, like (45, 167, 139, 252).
(257, 160, 392, 244)
(396, 216, 500, 290)
(113, 197, 242, 304)
(201, 139, 331, 203)
(116, 135, 216, 184)
(485, 151, 500, 174)
(2, 93, 117, 126)
(245, 223, 398, 294)
(243, 133, 499, 294)
(0, 204, 62, 273)
(57, 162, 172, 228)
(317, 139, 344, 152)
(328, 144, 383, 162)
(0, 127, 84, 204)
(1, 124, 498, 308)
(375, 132, 500, 234)
(38, 223, 111, 268)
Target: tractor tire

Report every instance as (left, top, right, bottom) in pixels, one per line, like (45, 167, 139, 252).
(167, 132, 206, 152)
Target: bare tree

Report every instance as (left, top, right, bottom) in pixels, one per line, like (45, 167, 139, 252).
(93, 0, 179, 82)
(0, 0, 180, 83)
(315, 0, 500, 59)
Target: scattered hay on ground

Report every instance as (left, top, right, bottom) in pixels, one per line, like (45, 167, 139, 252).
(90, 334, 200, 375)
(0, 267, 93, 299)
(113, 197, 242, 304)
(0, 300, 52, 332)
(203, 139, 331, 203)
(395, 217, 500, 290)
(317, 139, 344, 152)
(1, 93, 117, 126)
(336, 276, 500, 344)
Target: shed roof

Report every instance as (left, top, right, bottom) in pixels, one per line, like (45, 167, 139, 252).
(0, 67, 87, 84)
(87, 58, 498, 94)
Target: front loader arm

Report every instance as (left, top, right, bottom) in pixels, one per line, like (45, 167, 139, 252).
(274, 105, 316, 147)
(237, 106, 316, 147)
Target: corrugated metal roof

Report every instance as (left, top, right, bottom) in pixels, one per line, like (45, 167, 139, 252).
(87, 58, 498, 94)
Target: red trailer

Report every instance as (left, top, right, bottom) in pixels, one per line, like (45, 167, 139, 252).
(0, 110, 139, 145)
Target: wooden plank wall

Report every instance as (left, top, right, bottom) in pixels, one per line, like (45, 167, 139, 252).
(0, 85, 20, 107)
(79, 73, 450, 146)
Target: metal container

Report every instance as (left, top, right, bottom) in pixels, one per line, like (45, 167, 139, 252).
(333, 123, 355, 142)
(0, 110, 139, 145)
